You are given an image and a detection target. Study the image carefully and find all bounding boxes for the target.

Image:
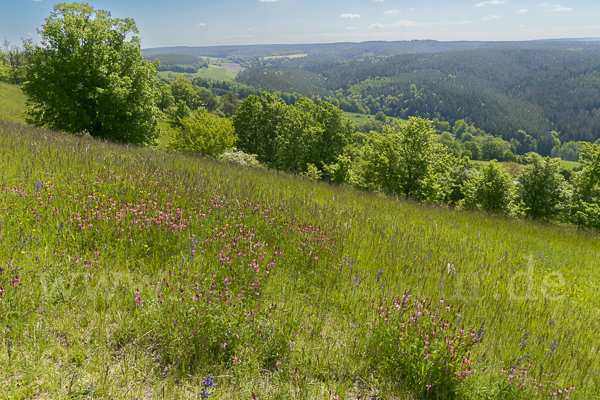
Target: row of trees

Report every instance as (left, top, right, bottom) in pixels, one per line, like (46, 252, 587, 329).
(168, 88, 599, 230)
(156, 76, 241, 118)
(367, 122, 598, 229)
(0, 37, 29, 84)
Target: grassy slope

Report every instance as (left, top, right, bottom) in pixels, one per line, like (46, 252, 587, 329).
(1, 120, 600, 399)
(0, 82, 27, 123)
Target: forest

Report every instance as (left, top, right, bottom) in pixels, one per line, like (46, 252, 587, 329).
(144, 53, 210, 73)
(233, 42, 600, 150)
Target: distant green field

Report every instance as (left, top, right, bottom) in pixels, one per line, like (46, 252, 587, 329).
(473, 159, 581, 170)
(560, 159, 581, 170)
(263, 54, 308, 60)
(158, 64, 237, 81)
(157, 118, 172, 148)
(343, 111, 403, 124)
(0, 82, 27, 123)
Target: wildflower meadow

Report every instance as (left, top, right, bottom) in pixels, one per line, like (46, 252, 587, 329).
(1, 119, 600, 399)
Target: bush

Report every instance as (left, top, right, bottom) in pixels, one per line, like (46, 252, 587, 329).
(218, 149, 263, 168)
(168, 111, 236, 158)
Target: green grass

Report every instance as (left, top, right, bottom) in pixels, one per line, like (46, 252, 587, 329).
(473, 159, 581, 172)
(0, 82, 27, 123)
(1, 119, 600, 399)
(343, 111, 404, 125)
(158, 64, 237, 81)
(560, 159, 581, 170)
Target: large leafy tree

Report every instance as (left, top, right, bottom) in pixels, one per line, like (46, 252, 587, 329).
(234, 93, 353, 178)
(360, 117, 442, 199)
(516, 153, 568, 220)
(233, 93, 287, 167)
(22, 3, 160, 145)
(570, 142, 600, 229)
(461, 160, 514, 214)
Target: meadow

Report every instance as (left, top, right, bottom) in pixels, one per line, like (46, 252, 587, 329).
(157, 64, 238, 81)
(343, 111, 403, 125)
(0, 82, 26, 124)
(558, 160, 581, 170)
(262, 54, 309, 60)
(1, 118, 599, 399)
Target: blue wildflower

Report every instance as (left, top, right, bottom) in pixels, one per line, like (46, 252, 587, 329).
(519, 331, 530, 350)
(57, 222, 65, 236)
(190, 235, 198, 262)
(201, 375, 215, 398)
(474, 320, 486, 344)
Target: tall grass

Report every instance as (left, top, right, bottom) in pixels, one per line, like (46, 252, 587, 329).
(1, 119, 599, 399)
(0, 82, 27, 123)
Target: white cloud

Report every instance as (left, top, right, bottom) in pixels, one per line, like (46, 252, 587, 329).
(539, 3, 573, 11)
(340, 14, 361, 19)
(395, 20, 427, 27)
(482, 15, 504, 20)
(199, 23, 206, 27)
(385, 9, 400, 14)
(448, 20, 472, 25)
(347, 27, 358, 30)
(259, 0, 278, 2)
(547, 5, 573, 12)
(27, 33, 33, 36)
(373, 0, 383, 2)
(475, 0, 506, 6)
(518, 9, 528, 12)
(369, 20, 428, 29)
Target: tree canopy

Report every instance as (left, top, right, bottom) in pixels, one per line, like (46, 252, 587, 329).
(167, 111, 236, 158)
(233, 93, 353, 178)
(22, 2, 161, 145)
(359, 117, 442, 199)
(516, 153, 567, 220)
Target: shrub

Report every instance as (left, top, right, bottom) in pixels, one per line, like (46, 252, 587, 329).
(168, 111, 236, 158)
(218, 149, 263, 168)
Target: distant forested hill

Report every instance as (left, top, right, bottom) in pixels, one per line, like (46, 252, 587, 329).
(234, 43, 600, 145)
(142, 40, 598, 59)
(146, 40, 600, 146)
(142, 40, 486, 59)
(144, 54, 209, 73)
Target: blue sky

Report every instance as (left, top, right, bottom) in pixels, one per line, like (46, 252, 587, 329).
(2, 1, 600, 49)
